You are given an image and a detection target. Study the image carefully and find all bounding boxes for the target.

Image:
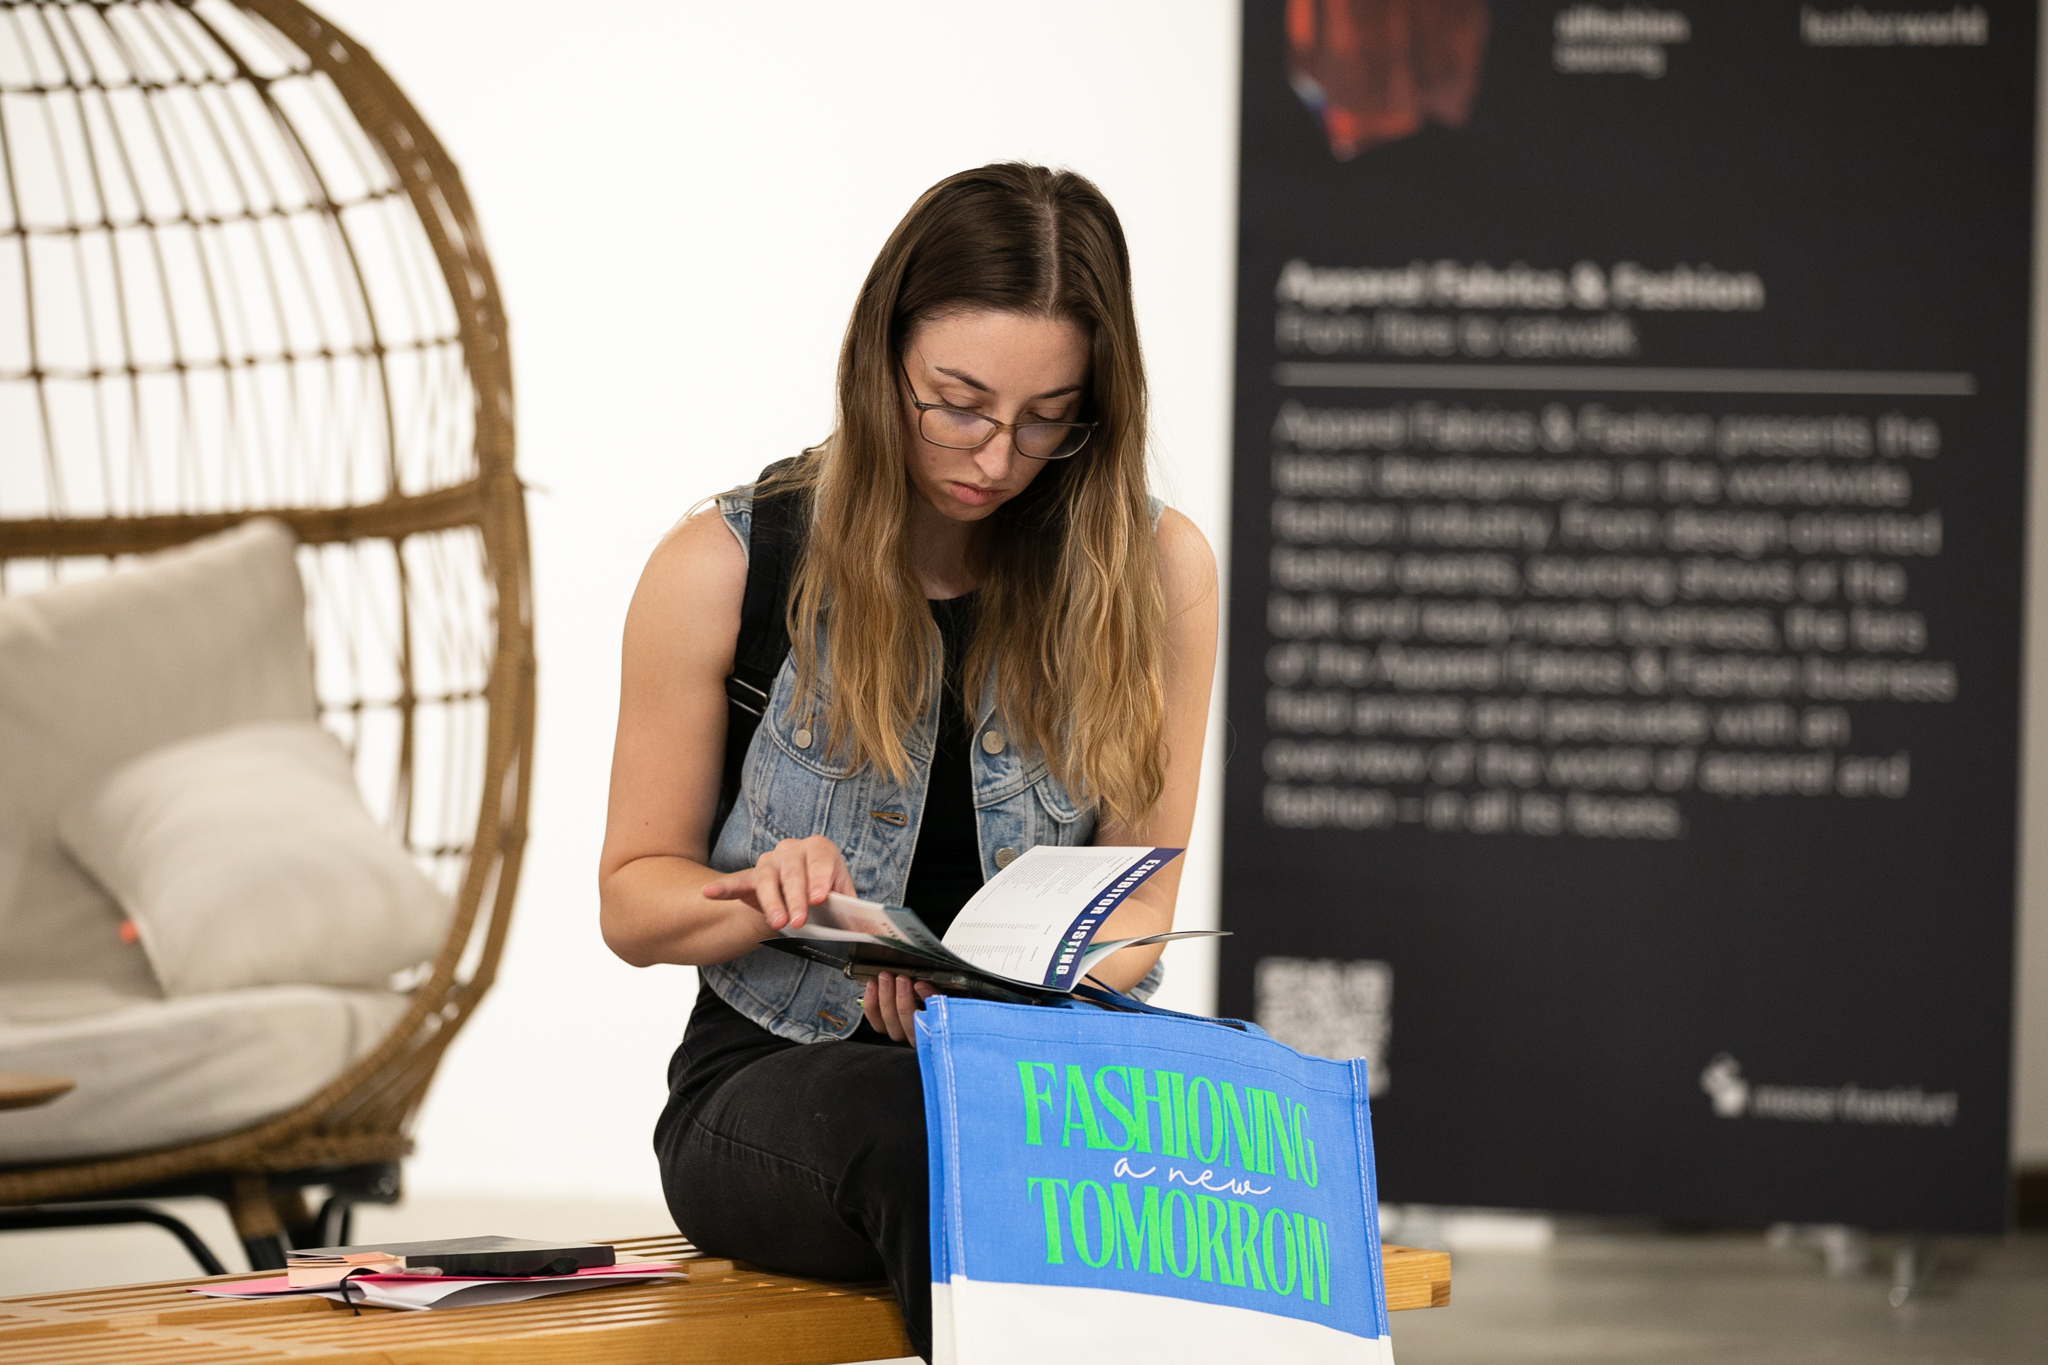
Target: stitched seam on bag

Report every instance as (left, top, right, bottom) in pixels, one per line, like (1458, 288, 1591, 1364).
(1351, 1056, 1388, 1332)
(939, 1014, 967, 1282)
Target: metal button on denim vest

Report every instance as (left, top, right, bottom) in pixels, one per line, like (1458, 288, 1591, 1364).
(701, 490, 1165, 1043)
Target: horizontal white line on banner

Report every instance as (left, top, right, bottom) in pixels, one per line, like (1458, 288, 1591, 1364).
(1272, 362, 1978, 396)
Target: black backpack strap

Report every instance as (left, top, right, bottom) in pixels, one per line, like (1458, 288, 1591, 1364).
(713, 458, 807, 845)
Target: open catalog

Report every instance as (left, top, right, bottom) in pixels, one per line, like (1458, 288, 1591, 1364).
(760, 845, 1224, 1005)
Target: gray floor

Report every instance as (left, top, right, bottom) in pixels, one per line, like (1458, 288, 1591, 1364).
(2, 1197, 2042, 1362)
(1390, 1224, 2048, 1364)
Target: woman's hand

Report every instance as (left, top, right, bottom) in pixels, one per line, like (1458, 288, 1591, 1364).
(862, 971, 935, 1044)
(701, 836, 854, 930)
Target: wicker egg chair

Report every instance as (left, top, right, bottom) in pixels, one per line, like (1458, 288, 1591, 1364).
(0, 0, 531, 1270)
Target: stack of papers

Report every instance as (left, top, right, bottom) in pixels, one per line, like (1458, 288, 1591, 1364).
(193, 1262, 679, 1311)
(283, 1250, 403, 1286)
(285, 1235, 614, 1284)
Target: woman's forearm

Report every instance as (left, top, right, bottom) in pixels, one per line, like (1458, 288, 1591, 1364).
(600, 856, 774, 968)
(1083, 887, 1176, 994)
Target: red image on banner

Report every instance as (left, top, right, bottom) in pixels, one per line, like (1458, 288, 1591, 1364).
(1285, 0, 1490, 159)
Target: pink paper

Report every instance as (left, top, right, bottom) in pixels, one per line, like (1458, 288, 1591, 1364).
(194, 1262, 677, 1297)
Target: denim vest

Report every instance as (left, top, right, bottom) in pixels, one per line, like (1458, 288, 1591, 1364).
(701, 489, 1165, 1043)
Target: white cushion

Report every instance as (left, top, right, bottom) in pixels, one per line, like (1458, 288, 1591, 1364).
(0, 519, 315, 990)
(58, 721, 452, 996)
(0, 981, 410, 1162)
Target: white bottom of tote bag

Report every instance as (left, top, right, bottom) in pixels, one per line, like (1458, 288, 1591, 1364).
(931, 1275, 1395, 1364)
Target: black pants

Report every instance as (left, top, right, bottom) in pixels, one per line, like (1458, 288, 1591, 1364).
(654, 986, 931, 1361)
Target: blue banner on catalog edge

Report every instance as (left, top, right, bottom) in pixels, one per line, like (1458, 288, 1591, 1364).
(918, 997, 1393, 1364)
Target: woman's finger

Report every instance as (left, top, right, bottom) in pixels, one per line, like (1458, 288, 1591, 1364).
(895, 971, 920, 1045)
(805, 838, 838, 906)
(704, 870, 759, 909)
(861, 979, 884, 1033)
(872, 972, 896, 1042)
(776, 847, 810, 931)
(883, 972, 912, 1043)
(782, 856, 810, 929)
(753, 859, 788, 929)
(876, 970, 909, 1047)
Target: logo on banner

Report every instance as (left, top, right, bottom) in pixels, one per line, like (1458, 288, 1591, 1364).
(1699, 1054, 1958, 1126)
(1699, 1053, 1749, 1116)
(1553, 5, 1692, 79)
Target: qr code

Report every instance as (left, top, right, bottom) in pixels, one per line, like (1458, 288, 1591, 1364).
(1254, 957, 1392, 1096)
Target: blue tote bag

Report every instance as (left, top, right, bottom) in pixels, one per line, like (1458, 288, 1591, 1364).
(916, 996, 1393, 1364)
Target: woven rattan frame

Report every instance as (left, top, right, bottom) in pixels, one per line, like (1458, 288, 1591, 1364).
(0, 0, 531, 1207)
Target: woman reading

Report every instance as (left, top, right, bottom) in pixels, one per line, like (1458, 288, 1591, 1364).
(598, 162, 1218, 1360)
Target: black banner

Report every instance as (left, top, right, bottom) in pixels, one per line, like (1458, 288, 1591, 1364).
(1223, 2, 2033, 1232)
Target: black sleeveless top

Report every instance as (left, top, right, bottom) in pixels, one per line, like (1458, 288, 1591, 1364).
(902, 592, 984, 935)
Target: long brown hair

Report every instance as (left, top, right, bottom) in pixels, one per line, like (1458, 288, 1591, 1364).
(759, 162, 1165, 825)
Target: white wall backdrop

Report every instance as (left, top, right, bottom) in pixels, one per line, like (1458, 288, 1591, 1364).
(311, 0, 2048, 1201)
(311, 0, 1242, 1200)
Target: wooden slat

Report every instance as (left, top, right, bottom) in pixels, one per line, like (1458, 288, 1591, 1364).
(0, 481, 486, 559)
(0, 1236, 1447, 1363)
(0, 1073, 74, 1111)
(1381, 1243, 1453, 1310)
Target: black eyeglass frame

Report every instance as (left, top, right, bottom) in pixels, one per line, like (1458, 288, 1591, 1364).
(899, 362, 1097, 461)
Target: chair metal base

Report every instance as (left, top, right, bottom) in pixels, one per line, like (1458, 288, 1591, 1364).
(0, 1202, 229, 1276)
(0, 1162, 401, 1275)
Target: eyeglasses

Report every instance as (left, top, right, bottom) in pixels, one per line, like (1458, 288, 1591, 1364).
(901, 363, 1096, 461)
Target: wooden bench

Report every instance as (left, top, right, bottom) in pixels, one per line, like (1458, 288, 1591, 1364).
(0, 1232, 1450, 1363)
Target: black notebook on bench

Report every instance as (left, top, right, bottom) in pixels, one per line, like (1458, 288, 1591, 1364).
(286, 1236, 615, 1284)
